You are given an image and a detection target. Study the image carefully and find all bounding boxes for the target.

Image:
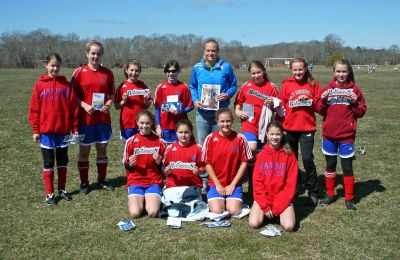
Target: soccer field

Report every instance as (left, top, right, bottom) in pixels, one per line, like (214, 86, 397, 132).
(1, 67, 399, 259)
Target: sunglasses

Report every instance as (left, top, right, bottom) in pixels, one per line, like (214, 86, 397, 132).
(166, 70, 177, 73)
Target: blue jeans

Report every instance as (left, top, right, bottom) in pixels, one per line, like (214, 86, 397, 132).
(196, 110, 218, 146)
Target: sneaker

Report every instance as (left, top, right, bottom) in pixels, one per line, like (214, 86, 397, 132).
(58, 190, 72, 201)
(98, 181, 114, 192)
(80, 183, 89, 195)
(320, 194, 334, 207)
(345, 200, 357, 211)
(308, 193, 318, 206)
(45, 194, 56, 205)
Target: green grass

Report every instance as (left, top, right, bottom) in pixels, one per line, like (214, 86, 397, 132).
(1, 67, 399, 259)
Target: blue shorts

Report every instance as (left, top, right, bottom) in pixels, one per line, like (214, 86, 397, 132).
(120, 128, 139, 141)
(40, 133, 69, 149)
(207, 185, 243, 202)
(162, 129, 178, 144)
(127, 184, 162, 197)
(322, 139, 355, 158)
(78, 124, 113, 145)
(243, 131, 264, 151)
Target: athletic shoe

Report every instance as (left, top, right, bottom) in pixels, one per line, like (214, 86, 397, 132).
(58, 190, 72, 201)
(320, 194, 334, 207)
(345, 200, 357, 211)
(45, 194, 56, 205)
(80, 183, 89, 195)
(98, 181, 114, 192)
(308, 193, 318, 206)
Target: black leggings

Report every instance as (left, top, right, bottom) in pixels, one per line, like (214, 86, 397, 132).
(41, 147, 69, 169)
(325, 155, 353, 176)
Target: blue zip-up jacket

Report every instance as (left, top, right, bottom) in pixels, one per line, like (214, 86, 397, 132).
(190, 58, 237, 113)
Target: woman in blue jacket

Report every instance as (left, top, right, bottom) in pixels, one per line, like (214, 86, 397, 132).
(189, 39, 238, 146)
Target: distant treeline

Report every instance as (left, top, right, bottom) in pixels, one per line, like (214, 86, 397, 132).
(0, 29, 399, 68)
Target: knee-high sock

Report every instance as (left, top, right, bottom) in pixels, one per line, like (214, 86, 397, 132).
(78, 161, 89, 184)
(343, 176, 355, 201)
(57, 166, 67, 190)
(97, 157, 108, 183)
(43, 169, 54, 195)
(324, 171, 336, 197)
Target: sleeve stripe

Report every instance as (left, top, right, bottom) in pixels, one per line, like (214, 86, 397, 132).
(201, 134, 212, 161)
(238, 134, 253, 160)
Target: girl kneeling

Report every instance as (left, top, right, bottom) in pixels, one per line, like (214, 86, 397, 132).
(123, 110, 165, 218)
(249, 121, 298, 231)
(203, 108, 253, 216)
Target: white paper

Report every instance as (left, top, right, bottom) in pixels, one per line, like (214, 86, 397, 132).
(166, 217, 182, 228)
(92, 93, 105, 110)
(167, 95, 179, 102)
(242, 103, 254, 121)
(206, 210, 230, 221)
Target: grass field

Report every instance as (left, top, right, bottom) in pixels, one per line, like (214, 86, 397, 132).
(1, 67, 399, 259)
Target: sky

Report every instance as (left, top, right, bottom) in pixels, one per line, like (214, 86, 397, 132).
(1, 0, 399, 49)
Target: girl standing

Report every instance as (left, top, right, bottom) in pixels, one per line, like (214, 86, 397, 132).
(71, 40, 115, 194)
(316, 59, 367, 211)
(115, 59, 152, 141)
(235, 60, 281, 200)
(163, 119, 205, 189)
(29, 53, 76, 205)
(123, 110, 165, 218)
(202, 108, 253, 216)
(248, 121, 297, 231)
(278, 58, 321, 206)
(154, 60, 193, 144)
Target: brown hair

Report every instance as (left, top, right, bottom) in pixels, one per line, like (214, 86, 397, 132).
(136, 110, 156, 132)
(204, 39, 220, 52)
(215, 108, 233, 121)
(85, 40, 104, 54)
(176, 119, 196, 142)
(248, 60, 269, 82)
(163, 60, 181, 73)
(45, 53, 62, 64)
(267, 121, 292, 154)
(124, 59, 142, 79)
(333, 59, 355, 83)
(289, 58, 315, 87)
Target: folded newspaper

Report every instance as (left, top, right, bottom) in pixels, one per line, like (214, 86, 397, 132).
(260, 224, 282, 237)
(202, 220, 231, 228)
(117, 220, 136, 232)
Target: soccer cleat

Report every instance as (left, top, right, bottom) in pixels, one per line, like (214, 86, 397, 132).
(308, 193, 318, 206)
(80, 183, 89, 195)
(345, 200, 357, 211)
(58, 190, 72, 201)
(45, 194, 56, 205)
(99, 181, 114, 192)
(320, 194, 334, 207)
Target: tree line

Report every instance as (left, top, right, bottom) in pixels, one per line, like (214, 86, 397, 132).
(0, 29, 399, 68)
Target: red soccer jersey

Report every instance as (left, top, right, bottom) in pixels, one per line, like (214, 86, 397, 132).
(202, 131, 253, 187)
(278, 77, 321, 132)
(235, 80, 279, 134)
(116, 80, 149, 130)
(29, 75, 77, 135)
(71, 64, 115, 126)
(163, 141, 204, 188)
(253, 144, 298, 216)
(154, 81, 193, 130)
(123, 133, 166, 187)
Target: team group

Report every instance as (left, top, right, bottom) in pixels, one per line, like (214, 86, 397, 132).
(28, 39, 367, 231)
